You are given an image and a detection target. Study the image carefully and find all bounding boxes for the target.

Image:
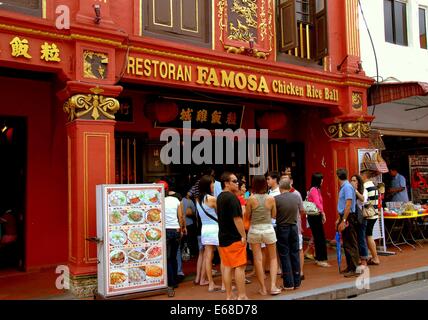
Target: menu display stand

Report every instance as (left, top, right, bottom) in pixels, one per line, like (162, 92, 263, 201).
(95, 184, 171, 299)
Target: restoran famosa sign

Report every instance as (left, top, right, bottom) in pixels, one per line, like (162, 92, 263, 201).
(126, 56, 339, 103)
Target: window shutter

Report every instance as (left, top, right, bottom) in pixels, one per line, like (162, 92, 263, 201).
(279, 0, 298, 52)
(314, 0, 328, 59)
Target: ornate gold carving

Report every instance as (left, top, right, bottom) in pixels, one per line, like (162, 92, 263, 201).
(218, 0, 227, 44)
(228, 0, 258, 42)
(327, 122, 371, 139)
(224, 45, 245, 54)
(253, 49, 269, 59)
(352, 92, 363, 110)
(83, 51, 109, 79)
(268, 0, 273, 52)
(259, 0, 267, 41)
(63, 89, 119, 121)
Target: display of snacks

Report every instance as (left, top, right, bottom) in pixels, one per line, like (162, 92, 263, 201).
(146, 208, 161, 223)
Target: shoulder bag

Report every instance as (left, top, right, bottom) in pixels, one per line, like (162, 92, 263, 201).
(303, 188, 320, 216)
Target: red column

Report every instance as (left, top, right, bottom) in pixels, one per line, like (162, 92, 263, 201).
(60, 82, 122, 297)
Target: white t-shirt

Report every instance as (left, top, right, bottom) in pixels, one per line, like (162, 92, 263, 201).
(165, 196, 180, 229)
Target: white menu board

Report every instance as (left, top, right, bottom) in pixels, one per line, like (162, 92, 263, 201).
(96, 184, 167, 298)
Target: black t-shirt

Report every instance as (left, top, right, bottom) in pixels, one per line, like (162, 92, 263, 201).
(216, 191, 243, 247)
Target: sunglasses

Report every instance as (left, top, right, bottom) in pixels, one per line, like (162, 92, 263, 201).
(230, 179, 239, 183)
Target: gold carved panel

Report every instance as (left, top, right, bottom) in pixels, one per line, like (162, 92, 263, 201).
(327, 121, 371, 139)
(63, 88, 119, 122)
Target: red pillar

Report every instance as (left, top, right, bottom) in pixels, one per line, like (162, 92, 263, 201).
(60, 82, 122, 297)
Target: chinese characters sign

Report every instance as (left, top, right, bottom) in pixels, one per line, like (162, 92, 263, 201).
(155, 98, 244, 130)
(8, 36, 61, 62)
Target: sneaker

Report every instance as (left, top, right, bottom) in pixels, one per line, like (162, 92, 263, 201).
(316, 261, 331, 268)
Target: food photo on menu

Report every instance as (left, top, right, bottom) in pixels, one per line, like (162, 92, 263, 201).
(101, 187, 165, 293)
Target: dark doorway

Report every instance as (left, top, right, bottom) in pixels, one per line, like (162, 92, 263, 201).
(0, 117, 27, 270)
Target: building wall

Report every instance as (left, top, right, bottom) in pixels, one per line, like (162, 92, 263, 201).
(359, 0, 428, 82)
(0, 76, 68, 269)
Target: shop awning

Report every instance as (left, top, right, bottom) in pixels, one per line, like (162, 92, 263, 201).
(368, 82, 428, 136)
(369, 82, 428, 106)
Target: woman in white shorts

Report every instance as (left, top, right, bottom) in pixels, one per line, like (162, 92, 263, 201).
(245, 175, 282, 296)
(196, 175, 222, 292)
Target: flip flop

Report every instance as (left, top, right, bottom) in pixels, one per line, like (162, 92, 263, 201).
(367, 258, 380, 266)
(208, 286, 222, 292)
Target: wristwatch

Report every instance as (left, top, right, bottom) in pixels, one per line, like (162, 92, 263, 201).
(342, 218, 347, 223)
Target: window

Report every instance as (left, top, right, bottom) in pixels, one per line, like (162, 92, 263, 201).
(142, 0, 210, 47)
(277, 0, 328, 61)
(384, 0, 408, 46)
(419, 8, 427, 49)
(0, 0, 42, 17)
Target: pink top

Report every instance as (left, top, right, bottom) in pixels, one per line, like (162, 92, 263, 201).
(308, 187, 324, 213)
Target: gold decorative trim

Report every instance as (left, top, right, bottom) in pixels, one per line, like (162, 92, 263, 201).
(327, 121, 371, 139)
(268, 0, 273, 52)
(68, 135, 76, 263)
(260, 0, 267, 41)
(139, 0, 143, 36)
(352, 92, 363, 110)
(218, 0, 227, 44)
(42, 0, 47, 19)
(84, 132, 110, 263)
(63, 90, 120, 121)
(346, 0, 360, 56)
(0, 24, 371, 88)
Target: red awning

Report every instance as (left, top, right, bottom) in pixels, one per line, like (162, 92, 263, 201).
(368, 82, 428, 106)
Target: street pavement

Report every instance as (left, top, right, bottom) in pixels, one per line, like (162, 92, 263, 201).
(350, 279, 428, 300)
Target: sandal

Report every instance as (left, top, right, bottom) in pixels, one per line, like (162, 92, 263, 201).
(270, 288, 282, 295)
(367, 258, 380, 266)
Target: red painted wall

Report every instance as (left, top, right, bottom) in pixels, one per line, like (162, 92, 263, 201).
(0, 76, 68, 270)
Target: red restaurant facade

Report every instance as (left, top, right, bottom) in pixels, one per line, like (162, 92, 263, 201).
(0, 0, 373, 296)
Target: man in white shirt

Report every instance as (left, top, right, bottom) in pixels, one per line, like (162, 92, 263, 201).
(267, 171, 280, 197)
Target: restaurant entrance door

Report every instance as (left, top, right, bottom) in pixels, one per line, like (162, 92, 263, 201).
(0, 117, 26, 270)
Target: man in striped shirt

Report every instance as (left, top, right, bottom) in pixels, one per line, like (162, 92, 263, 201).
(361, 170, 380, 266)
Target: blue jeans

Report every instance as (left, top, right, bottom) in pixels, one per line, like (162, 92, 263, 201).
(357, 219, 368, 260)
(166, 229, 181, 287)
(276, 224, 301, 288)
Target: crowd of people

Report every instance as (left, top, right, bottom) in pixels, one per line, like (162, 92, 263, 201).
(159, 165, 383, 299)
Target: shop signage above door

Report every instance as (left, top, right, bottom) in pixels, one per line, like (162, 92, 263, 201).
(126, 55, 341, 106)
(153, 98, 244, 131)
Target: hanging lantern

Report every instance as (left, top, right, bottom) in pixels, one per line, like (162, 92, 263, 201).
(257, 112, 287, 131)
(145, 99, 179, 123)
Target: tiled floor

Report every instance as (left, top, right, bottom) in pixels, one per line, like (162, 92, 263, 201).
(0, 243, 427, 300)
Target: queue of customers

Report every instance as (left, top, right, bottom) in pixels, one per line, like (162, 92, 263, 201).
(162, 166, 382, 299)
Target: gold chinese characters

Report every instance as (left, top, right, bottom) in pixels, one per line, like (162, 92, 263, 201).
(8, 36, 61, 63)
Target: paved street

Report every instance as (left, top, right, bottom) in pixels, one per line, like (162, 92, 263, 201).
(351, 279, 428, 300)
